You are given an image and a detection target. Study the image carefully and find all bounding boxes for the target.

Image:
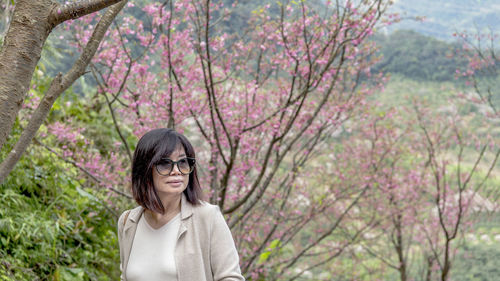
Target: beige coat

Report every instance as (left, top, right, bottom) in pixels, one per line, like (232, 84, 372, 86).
(117, 194, 245, 281)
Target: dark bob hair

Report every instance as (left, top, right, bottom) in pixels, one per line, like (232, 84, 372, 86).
(131, 128, 202, 213)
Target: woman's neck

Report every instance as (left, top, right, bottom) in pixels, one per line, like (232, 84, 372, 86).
(146, 195, 181, 228)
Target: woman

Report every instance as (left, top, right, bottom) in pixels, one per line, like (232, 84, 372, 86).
(117, 128, 244, 281)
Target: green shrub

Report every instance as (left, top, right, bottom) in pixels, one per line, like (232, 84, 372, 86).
(0, 146, 120, 280)
(451, 241, 500, 281)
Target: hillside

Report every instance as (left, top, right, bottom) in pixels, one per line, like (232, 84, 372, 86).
(371, 30, 468, 82)
(385, 0, 500, 40)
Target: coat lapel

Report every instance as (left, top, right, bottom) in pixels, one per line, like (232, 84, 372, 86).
(122, 194, 195, 280)
(122, 206, 144, 277)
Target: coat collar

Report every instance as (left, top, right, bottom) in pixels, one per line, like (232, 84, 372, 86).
(121, 193, 194, 278)
(124, 193, 193, 232)
(179, 193, 194, 220)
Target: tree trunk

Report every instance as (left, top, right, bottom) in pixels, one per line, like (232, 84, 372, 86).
(441, 248, 451, 281)
(394, 214, 407, 281)
(425, 255, 433, 281)
(0, 0, 124, 153)
(0, 0, 127, 184)
(0, 0, 53, 151)
(0, 0, 125, 184)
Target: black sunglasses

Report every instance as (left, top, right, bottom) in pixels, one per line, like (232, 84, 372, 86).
(155, 157, 196, 176)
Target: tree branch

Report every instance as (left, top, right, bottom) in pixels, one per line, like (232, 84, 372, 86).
(33, 138, 132, 199)
(49, 0, 125, 27)
(0, 0, 127, 184)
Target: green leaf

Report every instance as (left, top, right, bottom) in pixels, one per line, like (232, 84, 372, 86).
(1, 237, 9, 247)
(258, 251, 271, 264)
(76, 186, 98, 202)
(269, 239, 281, 249)
(258, 239, 282, 264)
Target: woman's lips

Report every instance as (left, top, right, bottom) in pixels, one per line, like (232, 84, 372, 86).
(166, 179, 183, 185)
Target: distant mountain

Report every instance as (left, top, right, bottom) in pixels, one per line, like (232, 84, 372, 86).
(382, 0, 500, 41)
(371, 30, 468, 81)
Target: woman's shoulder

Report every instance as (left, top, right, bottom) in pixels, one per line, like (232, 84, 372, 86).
(192, 200, 220, 214)
(117, 206, 143, 226)
(189, 200, 225, 222)
(189, 201, 229, 232)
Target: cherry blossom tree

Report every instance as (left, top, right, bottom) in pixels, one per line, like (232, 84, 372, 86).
(39, 0, 391, 278)
(349, 100, 499, 281)
(412, 99, 499, 281)
(454, 30, 500, 125)
(350, 107, 423, 281)
(6, 1, 497, 280)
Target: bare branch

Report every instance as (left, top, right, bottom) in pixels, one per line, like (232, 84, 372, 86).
(281, 185, 370, 271)
(33, 138, 132, 199)
(103, 93, 133, 162)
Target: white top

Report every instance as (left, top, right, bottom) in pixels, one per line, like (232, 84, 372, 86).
(126, 212, 181, 281)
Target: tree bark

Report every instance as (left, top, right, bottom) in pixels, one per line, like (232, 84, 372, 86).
(0, 0, 124, 153)
(49, 0, 124, 26)
(0, 0, 127, 184)
(0, 0, 54, 152)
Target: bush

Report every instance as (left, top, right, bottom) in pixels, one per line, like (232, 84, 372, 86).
(0, 145, 121, 280)
(451, 236, 500, 281)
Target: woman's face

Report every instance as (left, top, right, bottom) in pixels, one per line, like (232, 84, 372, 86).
(152, 145, 190, 199)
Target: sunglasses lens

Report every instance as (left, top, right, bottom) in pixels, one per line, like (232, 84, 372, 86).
(178, 158, 192, 174)
(156, 160, 173, 175)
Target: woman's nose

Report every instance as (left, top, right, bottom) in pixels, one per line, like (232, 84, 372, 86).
(170, 162, 181, 175)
